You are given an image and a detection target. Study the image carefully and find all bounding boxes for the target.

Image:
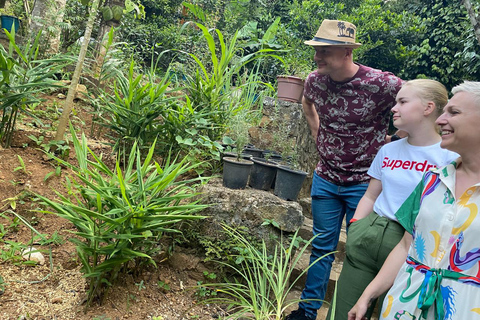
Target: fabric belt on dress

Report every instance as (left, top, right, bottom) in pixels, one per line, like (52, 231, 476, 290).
(405, 256, 480, 320)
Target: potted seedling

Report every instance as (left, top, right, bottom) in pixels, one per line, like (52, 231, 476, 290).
(270, 119, 307, 201)
(222, 113, 253, 189)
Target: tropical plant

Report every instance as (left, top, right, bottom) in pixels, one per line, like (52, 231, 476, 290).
(0, 30, 72, 148)
(196, 224, 332, 319)
(178, 21, 283, 141)
(35, 126, 210, 311)
(95, 58, 180, 158)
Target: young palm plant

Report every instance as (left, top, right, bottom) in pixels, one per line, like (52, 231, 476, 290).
(198, 224, 333, 320)
(36, 126, 210, 311)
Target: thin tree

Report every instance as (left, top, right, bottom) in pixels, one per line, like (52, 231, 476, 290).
(54, 0, 100, 141)
(462, 0, 480, 45)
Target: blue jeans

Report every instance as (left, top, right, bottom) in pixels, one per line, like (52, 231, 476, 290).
(299, 173, 368, 318)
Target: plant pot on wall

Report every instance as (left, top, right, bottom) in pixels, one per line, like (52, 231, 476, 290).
(222, 157, 253, 189)
(274, 165, 308, 201)
(1, 15, 20, 33)
(277, 76, 305, 103)
(249, 157, 278, 191)
(243, 146, 264, 158)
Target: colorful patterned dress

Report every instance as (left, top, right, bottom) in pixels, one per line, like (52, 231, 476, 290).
(381, 159, 480, 320)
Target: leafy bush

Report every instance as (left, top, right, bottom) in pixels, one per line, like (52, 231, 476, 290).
(36, 126, 209, 310)
(95, 59, 180, 158)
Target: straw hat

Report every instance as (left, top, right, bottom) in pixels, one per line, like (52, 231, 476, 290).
(304, 19, 362, 48)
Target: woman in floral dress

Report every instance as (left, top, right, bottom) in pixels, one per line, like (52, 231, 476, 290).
(348, 81, 480, 320)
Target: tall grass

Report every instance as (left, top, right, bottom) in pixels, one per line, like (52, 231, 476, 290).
(198, 224, 333, 319)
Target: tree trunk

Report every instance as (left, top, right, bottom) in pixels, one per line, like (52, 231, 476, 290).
(48, 0, 67, 53)
(30, 0, 66, 54)
(92, 0, 124, 79)
(462, 0, 480, 45)
(54, 0, 100, 141)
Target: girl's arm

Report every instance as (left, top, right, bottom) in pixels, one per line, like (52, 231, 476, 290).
(351, 178, 382, 221)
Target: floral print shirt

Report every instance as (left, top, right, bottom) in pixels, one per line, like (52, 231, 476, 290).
(304, 64, 403, 185)
(383, 159, 480, 320)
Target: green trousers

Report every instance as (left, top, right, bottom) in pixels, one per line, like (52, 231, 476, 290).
(327, 212, 405, 320)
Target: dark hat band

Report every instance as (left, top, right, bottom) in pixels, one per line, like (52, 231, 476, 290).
(312, 37, 355, 45)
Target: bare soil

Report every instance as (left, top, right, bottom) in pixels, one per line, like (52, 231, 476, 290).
(0, 96, 221, 319)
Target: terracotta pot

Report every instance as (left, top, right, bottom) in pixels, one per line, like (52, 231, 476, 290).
(277, 76, 305, 103)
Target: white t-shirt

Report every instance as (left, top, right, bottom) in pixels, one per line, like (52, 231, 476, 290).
(368, 138, 458, 220)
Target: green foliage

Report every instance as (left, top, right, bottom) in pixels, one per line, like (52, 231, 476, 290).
(28, 135, 71, 160)
(62, 0, 90, 50)
(193, 225, 261, 267)
(0, 31, 72, 148)
(0, 274, 5, 293)
(179, 22, 281, 141)
(95, 59, 178, 158)
(13, 155, 30, 175)
(157, 280, 171, 291)
(348, 0, 423, 75)
(0, 209, 50, 267)
(196, 224, 332, 319)
(398, 0, 480, 87)
(225, 110, 250, 161)
(35, 126, 210, 310)
(0, 212, 20, 239)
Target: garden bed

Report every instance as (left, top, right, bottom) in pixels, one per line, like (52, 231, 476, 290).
(0, 97, 221, 320)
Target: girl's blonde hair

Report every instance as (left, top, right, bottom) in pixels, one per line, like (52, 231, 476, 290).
(402, 79, 448, 115)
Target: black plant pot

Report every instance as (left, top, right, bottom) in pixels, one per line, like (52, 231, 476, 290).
(243, 147, 264, 158)
(222, 157, 253, 189)
(249, 157, 278, 191)
(262, 150, 283, 162)
(274, 165, 308, 201)
(221, 151, 252, 161)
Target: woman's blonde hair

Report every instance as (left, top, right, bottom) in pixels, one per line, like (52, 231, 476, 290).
(402, 79, 448, 115)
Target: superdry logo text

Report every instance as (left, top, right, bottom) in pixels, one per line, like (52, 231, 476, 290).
(382, 157, 437, 172)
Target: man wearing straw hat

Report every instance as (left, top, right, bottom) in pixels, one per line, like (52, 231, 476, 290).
(286, 20, 403, 320)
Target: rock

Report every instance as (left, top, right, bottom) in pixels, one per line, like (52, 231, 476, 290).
(297, 197, 312, 219)
(190, 178, 305, 252)
(74, 84, 89, 101)
(198, 178, 304, 231)
(51, 297, 63, 304)
(21, 246, 45, 265)
(55, 80, 92, 101)
(168, 252, 200, 271)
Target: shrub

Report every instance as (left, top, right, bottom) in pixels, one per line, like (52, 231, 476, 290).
(36, 126, 210, 310)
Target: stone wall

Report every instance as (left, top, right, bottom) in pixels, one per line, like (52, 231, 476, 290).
(249, 97, 317, 201)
